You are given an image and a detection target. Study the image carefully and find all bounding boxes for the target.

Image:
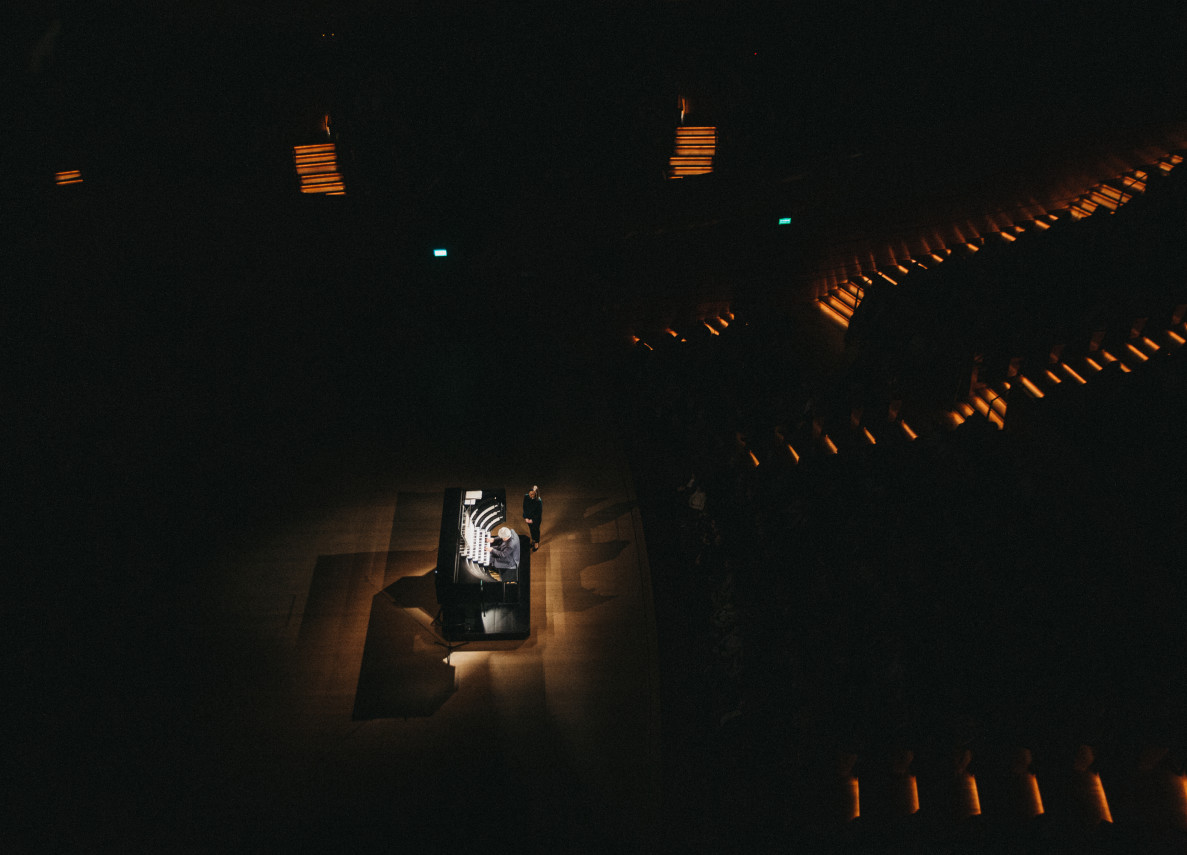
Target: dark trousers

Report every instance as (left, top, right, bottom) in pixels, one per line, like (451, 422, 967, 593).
(528, 521, 540, 545)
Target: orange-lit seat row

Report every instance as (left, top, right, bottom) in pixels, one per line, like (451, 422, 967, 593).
(812, 151, 1184, 437)
(975, 313, 1185, 432)
(631, 312, 733, 349)
(821, 746, 1187, 831)
(55, 169, 82, 186)
(641, 147, 1183, 458)
(293, 143, 346, 195)
(815, 152, 1183, 329)
(668, 126, 716, 178)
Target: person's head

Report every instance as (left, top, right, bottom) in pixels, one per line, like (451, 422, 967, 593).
(529, 485, 539, 499)
(497, 526, 513, 541)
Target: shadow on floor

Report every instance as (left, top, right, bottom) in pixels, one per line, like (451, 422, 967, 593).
(352, 585, 457, 720)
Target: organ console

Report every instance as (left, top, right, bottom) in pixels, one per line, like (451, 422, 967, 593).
(434, 488, 531, 641)
(436, 488, 506, 598)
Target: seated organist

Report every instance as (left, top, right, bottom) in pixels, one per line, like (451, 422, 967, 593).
(487, 526, 521, 583)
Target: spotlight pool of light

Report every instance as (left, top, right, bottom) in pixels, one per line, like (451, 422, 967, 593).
(433, 248, 448, 257)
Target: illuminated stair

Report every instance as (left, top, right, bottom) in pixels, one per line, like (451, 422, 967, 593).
(668, 126, 716, 178)
(817, 278, 865, 327)
(293, 143, 346, 195)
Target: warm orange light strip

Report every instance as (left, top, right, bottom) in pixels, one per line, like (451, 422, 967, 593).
(1099, 349, 1118, 363)
(960, 774, 982, 817)
(664, 328, 678, 337)
(704, 323, 719, 335)
(1140, 335, 1160, 351)
(1020, 375, 1045, 398)
(845, 777, 860, 821)
(55, 169, 83, 185)
(989, 410, 1005, 429)
(1034, 219, 1051, 230)
(817, 300, 851, 328)
(786, 443, 799, 464)
(1175, 775, 1187, 824)
(1026, 774, 1045, 816)
(972, 391, 1003, 421)
(1045, 369, 1062, 384)
(1168, 330, 1186, 345)
(1000, 231, 1017, 242)
(1125, 343, 1149, 361)
(833, 289, 858, 311)
(1089, 192, 1118, 210)
(748, 450, 760, 467)
(878, 271, 898, 285)
(1088, 774, 1113, 824)
(863, 428, 876, 445)
(957, 401, 975, 417)
(823, 435, 838, 455)
(1085, 357, 1103, 371)
(907, 776, 920, 814)
(1060, 362, 1087, 384)
(900, 420, 917, 440)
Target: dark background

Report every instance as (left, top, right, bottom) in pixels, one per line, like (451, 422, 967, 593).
(6, 1, 1187, 850)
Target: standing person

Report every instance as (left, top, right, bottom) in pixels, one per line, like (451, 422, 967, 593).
(523, 485, 543, 552)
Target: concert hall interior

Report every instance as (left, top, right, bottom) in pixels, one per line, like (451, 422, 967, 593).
(8, 2, 1187, 852)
